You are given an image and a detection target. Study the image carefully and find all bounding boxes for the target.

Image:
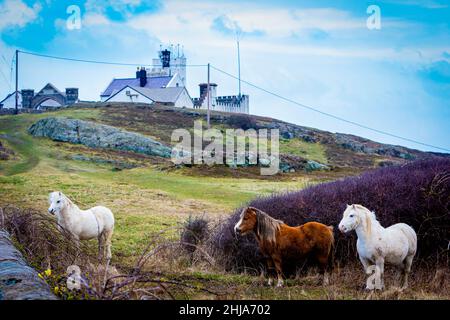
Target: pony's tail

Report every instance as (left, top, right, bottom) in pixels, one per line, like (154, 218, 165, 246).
(327, 225, 335, 272)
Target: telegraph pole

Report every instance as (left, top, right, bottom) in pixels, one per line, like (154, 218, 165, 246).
(207, 63, 210, 129)
(237, 39, 241, 98)
(15, 50, 18, 115)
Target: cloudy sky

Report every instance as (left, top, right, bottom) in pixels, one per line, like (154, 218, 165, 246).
(0, 0, 449, 152)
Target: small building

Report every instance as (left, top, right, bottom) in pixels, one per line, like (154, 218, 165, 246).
(193, 83, 249, 114)
(0, 91, 22, 109)
(104, 85, 193, 108)
(1, 84, 78, 110)
(100, 69, 185, 102)
(22, 83, 79, 109)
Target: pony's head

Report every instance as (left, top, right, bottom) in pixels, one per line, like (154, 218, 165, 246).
(339, 204, 375, 234)
(234, 207, 283, 244)
(48, 191, 68, 215)
(234, 207, 258, 235)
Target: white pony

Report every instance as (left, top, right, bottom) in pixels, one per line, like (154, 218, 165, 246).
(48, 191, 115, 261)
(338, 204, 417, 290)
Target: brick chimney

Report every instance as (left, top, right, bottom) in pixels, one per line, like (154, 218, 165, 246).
(136, 67, 147, 87)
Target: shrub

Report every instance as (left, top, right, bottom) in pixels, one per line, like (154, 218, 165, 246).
(212, 159, 450, 272)
(180, 215, 209, 256)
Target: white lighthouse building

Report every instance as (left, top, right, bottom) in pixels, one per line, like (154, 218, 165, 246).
(148, 45, 187, 87)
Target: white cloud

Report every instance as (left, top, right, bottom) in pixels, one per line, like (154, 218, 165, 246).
(0, 0, 41, 31)
(83, 13, 112, 27)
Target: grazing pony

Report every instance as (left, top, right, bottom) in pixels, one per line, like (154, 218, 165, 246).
(48, 191, 115, 261)
(338, 204, 417, 290)
(234, 207, 334, 287)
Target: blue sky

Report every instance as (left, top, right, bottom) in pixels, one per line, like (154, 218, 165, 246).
(0, 0, 449, 152)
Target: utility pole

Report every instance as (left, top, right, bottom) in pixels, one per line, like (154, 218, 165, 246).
(207, 63, 210, 128)
(237, 39, 241, 98)
(15, 50, 18, 115)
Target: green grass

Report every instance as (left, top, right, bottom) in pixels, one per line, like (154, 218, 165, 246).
(280, 138, 328, 164)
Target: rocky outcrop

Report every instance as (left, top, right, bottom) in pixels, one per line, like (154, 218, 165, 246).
(334, 133, 414, 159)
(28, 117, 172, 158)
(0, 230, 56, 300)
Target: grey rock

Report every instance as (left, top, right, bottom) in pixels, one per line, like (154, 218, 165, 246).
(281, 131, 294, 139)
(258, 158, 271, 167)
(28, 117, 172, 158)
(0, 230, 56, 300)
(334, 133, 414, 159)
(305, 160, 329, 171)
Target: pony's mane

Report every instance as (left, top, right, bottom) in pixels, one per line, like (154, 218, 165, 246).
(351, 204, 381, 235)
(56, 192, 77, 210)
(252, 207, 283, 245)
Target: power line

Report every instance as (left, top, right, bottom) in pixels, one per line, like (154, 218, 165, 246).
(0, 67, 11, 90)
(211, 65, 450, 153)
(19, 50, 207, 68)
(0, 54, 12, 90)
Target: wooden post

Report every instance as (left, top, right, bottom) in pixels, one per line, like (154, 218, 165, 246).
(207, 63, 210, 129)
(15, 49, 18, 115)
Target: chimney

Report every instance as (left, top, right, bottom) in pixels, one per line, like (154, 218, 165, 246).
(136, 67, 140, 79)
(65, 88, 79, 105)
(139, 67, 147, 87)
(21, 89, 34, 109)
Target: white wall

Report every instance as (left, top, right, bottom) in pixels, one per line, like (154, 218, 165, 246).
(106, 88, 154, 104)
(174, 89, 194, 109)
(0, 93, 22, 109)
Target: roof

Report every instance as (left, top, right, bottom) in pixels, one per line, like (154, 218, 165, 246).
(36, 83, 65, 96)
(131, 86, 185, 103)
(0, 91, 21, 105)
(105, 85, 185, 104)
(101, 76, 173, 97)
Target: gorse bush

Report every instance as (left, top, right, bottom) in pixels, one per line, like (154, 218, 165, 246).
(212, 159, 450, 272)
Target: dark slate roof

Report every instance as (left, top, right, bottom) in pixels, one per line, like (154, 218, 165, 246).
(101, 76, 173, 97)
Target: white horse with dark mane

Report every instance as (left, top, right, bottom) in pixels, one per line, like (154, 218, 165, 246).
(48, 191, 115, 261)
(338, 204, 417, 290)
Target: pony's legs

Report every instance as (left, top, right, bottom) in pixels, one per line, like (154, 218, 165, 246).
(98, 233, 105, 262)
(359, 256, 371, 274)
(104, 228, 113, 261)
(360, 257, 377, 290)
(266, 258, 275, 286)
(375, 257, 385, 290)
(273, 257, 284, 287)
(316, 254, 330, 286)
(71, 234, 81, 263)
(401, 255, 414, 289)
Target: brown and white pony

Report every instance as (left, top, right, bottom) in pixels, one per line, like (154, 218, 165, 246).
(234, 207, 334, 287)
